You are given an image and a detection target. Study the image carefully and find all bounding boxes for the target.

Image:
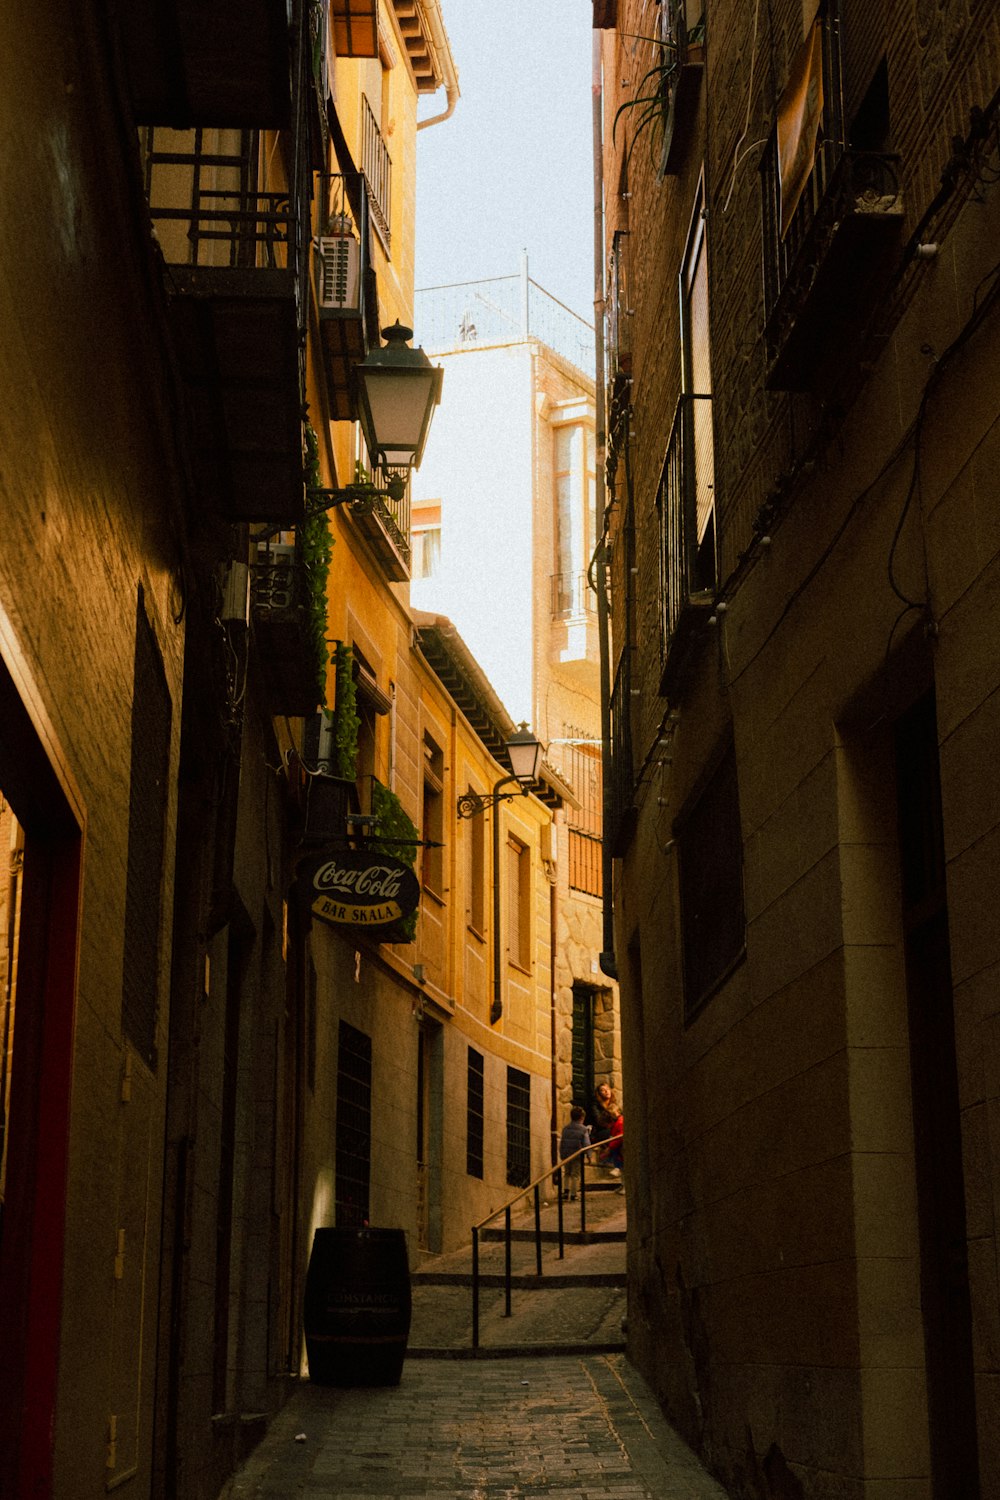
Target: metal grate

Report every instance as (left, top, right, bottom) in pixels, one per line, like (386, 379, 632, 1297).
(571, 985, 596, 1106)
(121, 590, 172, 1069)
(466, 1046, 484, 1178)
(505, 1067, 531, 1189)
(335, 1021, 372, 1227)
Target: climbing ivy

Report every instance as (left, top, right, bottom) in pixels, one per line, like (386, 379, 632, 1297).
(332, 642, 360, 779)
(370, 778, 420, 944)
(301, 423, 333, 702)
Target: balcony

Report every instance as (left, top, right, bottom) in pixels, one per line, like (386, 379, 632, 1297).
(313, 174, 374, 422)
(118, 0, 292, 128)
(361, 95, 392, 248)
(144, 129, 306, 523)
(657, 1, 705, 177)
(251, 540, 322, 717)
(762, 144, 903, 389)
(549, 570, 598, 671)
(607, 230, 632, 381)
(658, 394, 715, 699)
(609, 652, 637, 857)
(348, 465, 412, 582)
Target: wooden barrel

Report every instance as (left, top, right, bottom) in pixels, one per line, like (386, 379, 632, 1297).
(303, 1227, 412, 1386)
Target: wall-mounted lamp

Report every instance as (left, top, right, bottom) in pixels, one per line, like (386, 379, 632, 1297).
(456, 724, 543, 820)
(455, 724, 543, 1025)
(306, 321, 443, 514)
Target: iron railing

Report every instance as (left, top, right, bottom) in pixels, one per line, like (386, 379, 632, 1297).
(470, 1140, 623, 1349)
(658, 393, 714, 655)
(361, 94, 391, 245)
(143, 129, 302, 276)
(609, 652, 636, 854)
(607, 230, 632, 381)
(762, 144, 903, 358)
(550, 570, 596, 618)
(415, 272, 595, 377)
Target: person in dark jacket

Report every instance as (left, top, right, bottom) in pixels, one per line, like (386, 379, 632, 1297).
(558, 1106, 591, 1201)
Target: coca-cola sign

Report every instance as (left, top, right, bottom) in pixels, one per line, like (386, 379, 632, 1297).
(300, 849, 420, 931)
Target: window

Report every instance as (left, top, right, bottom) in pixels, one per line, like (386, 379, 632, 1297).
(335, 1021, 372, 1228)
(679, 175, 715, 589)
(466, 1046, 484, 1178)
(551, 421, 595, 618)
(411, 502, 441, 580)
(759, 8, 901, 387)
(421, 732, 444, 895)
(571, 984, 597, 1105)
(676, 741, 745, 1018)
(657, 179, 715, 691)
(466, 794, 485, 934)
(351, 644, 391, 805)
(561, 739, 602, 898)
(122, 589, 172, 1069)
(506, 1066, 531, 1188)
(506, 834, 530, 970)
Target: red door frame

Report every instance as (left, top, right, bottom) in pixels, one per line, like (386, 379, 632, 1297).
(0, 637, 83, 1500)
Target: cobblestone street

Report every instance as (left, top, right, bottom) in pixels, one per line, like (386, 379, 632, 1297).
(221, 1354, 729, 1499)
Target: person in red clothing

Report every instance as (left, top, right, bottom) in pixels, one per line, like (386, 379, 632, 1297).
(599, 1106, 623, 1177)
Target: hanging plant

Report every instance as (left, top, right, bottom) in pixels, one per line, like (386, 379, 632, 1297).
(370, 779, 420, 943)
(332, 643, 360, 779)
(301, 423, 334, 702)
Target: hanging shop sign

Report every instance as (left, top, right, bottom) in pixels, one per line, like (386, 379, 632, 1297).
(300, 848, 420, 932)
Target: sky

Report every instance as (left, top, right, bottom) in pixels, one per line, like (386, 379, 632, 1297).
(415, 1, 598, 325)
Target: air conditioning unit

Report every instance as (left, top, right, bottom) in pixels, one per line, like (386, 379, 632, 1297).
(253, 542, 297, 613)
(317, 233, 361, 312)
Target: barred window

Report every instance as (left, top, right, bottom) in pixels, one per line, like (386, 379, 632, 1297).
(466, 1046, 484, 1178)
(506, 1066, 531, 1188)
(335, 1021, 371, 1227)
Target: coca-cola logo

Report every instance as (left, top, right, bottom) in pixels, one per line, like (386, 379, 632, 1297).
(314, 860, 404, 899)
(300, 848, 420, 931)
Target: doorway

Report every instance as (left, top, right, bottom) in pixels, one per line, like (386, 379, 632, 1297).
(0, 650, 82, 1498)
(894, 689, 979, 1497)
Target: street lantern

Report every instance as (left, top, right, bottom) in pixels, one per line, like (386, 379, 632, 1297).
(354, 320, 443, 477)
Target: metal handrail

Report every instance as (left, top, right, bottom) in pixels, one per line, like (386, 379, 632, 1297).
(470, 1135, 624, 1349)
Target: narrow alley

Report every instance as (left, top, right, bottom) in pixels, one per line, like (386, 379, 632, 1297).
(220, 1182, 728, 1498)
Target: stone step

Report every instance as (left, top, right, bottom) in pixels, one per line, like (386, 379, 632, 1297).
(410, 1272, 620, 1296)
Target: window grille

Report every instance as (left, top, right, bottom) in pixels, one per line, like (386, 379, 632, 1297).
(571, 985, 597, 1104)
(335, 1021, 372, 1227)
(506, 1067, 531, 1188)
(466, 1046, 485, 1178)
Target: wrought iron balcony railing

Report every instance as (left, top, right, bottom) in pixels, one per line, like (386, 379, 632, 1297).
(658, 393, 715, 696)
(762, 144, 903, 385)
(144, 131, 303, 278)
(361, 94, 392, 246)
(346, 465, 412, 582)
(656, 0, 705, 175)
(609, 651, 637, 856)
(550, 571, 597, 618)
(607, 230, 632, 380)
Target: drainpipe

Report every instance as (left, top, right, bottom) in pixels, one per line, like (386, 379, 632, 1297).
(593, 29, 617, 982)
(415, 0, 461, 131)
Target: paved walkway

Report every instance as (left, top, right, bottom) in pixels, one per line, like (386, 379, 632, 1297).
(220, 1181, 730, 1498)
(221, 1354, 729, 1498)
